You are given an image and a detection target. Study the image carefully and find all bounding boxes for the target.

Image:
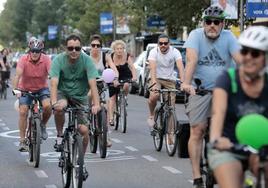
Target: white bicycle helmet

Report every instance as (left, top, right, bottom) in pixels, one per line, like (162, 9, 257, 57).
(28, 37, 44, 51)
(238, 26, 268, 52)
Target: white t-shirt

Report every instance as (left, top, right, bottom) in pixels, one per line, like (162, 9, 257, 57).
(148, 46, 182, 81)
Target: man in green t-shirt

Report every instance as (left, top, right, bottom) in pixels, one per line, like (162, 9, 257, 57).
(50, 34, 100, 177)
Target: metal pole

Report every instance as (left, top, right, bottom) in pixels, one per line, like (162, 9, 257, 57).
(240, 0, 244, 31)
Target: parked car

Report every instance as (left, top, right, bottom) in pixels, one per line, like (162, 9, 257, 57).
(131, 51, 147, 94)
(143, 42, 186, 103)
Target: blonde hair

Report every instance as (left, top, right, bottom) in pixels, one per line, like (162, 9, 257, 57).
(111, 40, 126, 51)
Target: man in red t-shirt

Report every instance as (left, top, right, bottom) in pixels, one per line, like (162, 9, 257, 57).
(13, 37, 52, 152)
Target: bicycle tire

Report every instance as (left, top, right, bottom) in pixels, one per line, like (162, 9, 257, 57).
(205, 168, 216, 188)
(89, 114, 98, 153)
(114, 95, 120, 131)
(165, 110, 178, 156)
(2, 82, 7, 99)
(153, 107, 164, 151)
(119, 96, 127, 133)
(61, 132, 72, 188)
(98, 107, 107, 158)
(30, 118, 41, 168)
(28, 118, 34, 162)
(72, 134, 84, 188)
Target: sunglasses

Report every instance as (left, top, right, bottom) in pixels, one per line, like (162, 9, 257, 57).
(240, 47, 264, 58)
(205, 19, 222, 26)
(158, 42, 169, 46)
(91, 44, 101, 48)
(30, 49, 42, 54)
(67, 46, 81, 52)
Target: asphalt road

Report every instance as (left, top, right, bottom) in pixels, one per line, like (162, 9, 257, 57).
(0, 76, 195, 188)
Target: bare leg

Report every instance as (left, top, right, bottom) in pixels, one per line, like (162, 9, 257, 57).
(188, 122, 207, 179)
(18, 105, 29, 141)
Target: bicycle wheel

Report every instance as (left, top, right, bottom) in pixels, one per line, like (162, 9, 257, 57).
(89, 114, 98, 153)
(61, 132, 71, 188)
(1, 81, 7, 99)
(165, 110, 178, 156)
(98, 107, 107, 158)
(72, 134, 84, 188)
(119, 96, 127, 133)
(29, 118, 41, 168)
(153, 107, 164, 151)
(205, 169, 216, 188)
(114, 95, 120, 131)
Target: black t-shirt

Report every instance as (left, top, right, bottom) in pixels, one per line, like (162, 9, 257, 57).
(215, 69, 268, 143)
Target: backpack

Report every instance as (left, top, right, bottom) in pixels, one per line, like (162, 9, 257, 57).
(227, 68, 238, 94)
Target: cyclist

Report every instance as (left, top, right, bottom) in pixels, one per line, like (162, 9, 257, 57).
(107, 40, 136, 126)
(12, 37, 52, 152)
(147, 34, 184, 130)
(181, 5, 241, 187)
(50, 34, 100, 159)
(208, 26, 268, 188)
(89, 34, 119, 147)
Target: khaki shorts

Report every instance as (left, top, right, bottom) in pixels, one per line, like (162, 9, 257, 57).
(208, 148, 247, 170)
(185, 94, 212, 126)
(58, 92, 89, 126)
(150, 79, 176, 105)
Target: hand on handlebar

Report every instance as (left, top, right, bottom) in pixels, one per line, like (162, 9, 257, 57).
(12, 89, 22, 98)
(131, 77, 137, 82)
(181, 83, 196, 95)
(212, 137, 234, 151)
(113, 79, 119, 87)
(91, 104, 101, 115)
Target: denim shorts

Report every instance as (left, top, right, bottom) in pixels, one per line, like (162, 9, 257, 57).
(208, 148, 248, 170)
(19, 88, 50, 106)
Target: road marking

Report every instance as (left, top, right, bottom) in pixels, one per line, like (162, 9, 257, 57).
(20, 152, 28, 156)
(125, 146, 138, 151)
(35, 170, 48, 178)
(162, 166, 182, 174)
(2, 127, 10, 131)
(142, 155, 158, 162)
(45, 185, 57, 188)
(188, 180, 193, 184)
(0, 119, 2, 122)
(47, 156, 136, 163)
(0, 123, 6, 126)
(111, 138, 123, 143)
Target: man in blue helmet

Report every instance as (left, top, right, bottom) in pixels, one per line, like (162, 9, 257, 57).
(181, 5, 242, 188)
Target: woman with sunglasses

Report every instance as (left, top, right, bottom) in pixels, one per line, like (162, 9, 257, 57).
(209, 26, 268, 188)
(107, 40, 137, 127)
(12, 37, 52, 151)
(89, 34, 119, 147)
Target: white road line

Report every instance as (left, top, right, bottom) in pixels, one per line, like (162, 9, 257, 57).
(0, 119, 2, 122)
(20, 152, 28, 156)
(2, 127, 10, 131)
(35, 170, 48, 178)
(47, 156, 136, 163)
(188, 180, 193, 184)
(142, 155, 158, 162)
(111, 138, 123, 143)
(125, 146, 138, 151)
(162, 166, 182, 174)
(45, 185, 57, 188)
(0, 123, 6, 126)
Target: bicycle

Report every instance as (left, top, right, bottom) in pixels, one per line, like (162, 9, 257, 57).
(149, 82, 180, 156)
(13, 89, 47, 168)
(0, 70, 10, 99)
(113, 79, 132, 133)
(88, 79, 108, 158)
(58, 106, 89, 188)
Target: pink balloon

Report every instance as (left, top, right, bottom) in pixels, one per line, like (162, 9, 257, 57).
(102, 68, 116, 83)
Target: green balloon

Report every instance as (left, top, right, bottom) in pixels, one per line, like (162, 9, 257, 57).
(236, 114, 268, 150)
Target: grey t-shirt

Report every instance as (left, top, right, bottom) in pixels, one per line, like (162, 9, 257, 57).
(184, 28, 240, 89)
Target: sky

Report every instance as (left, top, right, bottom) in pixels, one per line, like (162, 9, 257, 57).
(0, 0, 6, 13)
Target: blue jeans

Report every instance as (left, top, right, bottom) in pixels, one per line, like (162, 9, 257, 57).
(19, 88, 50, 106)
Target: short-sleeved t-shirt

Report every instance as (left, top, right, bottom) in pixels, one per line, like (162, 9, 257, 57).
(148, 46, 182, 81)
(17, 54, 51, 92)
(215, 69, 268, 143)
(50, 52, 98, 102)
(184, 28, 240, 90)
